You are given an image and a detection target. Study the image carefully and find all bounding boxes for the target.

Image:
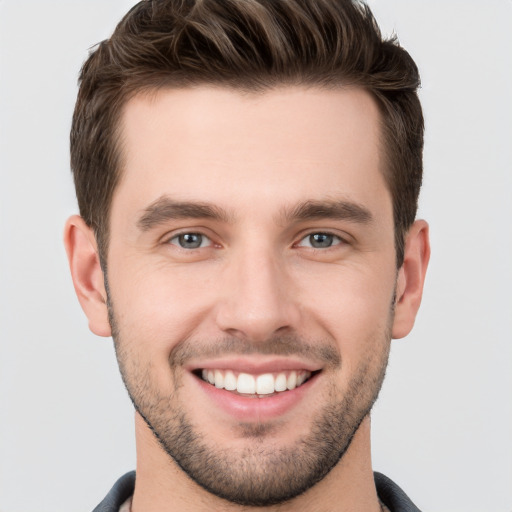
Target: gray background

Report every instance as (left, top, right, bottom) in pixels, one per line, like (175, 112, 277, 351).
(0, 1, 511, 511)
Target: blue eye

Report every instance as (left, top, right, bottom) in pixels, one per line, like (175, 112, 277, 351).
(298, 233, 342, 249)
(169, 233, 210, 249)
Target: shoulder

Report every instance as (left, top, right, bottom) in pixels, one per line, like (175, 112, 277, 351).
(92, 472, 136, 512)
(374, 472, 422, 512)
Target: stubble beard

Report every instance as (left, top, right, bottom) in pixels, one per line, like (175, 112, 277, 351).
(108, 299, 392, 507)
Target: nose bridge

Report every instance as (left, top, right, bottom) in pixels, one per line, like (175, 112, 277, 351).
(216, 239, 298, 340)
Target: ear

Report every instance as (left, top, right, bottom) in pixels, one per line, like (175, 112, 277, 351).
(392, 220, 430, 339)
(63, 215, 111, 337)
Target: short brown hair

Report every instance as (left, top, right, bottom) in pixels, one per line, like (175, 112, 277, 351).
(71, 0, 423, 266)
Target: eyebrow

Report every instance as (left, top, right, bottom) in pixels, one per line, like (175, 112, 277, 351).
(281, 199, 373, 225)
(137, 196, 373, 232)
(137, 196, 231, 231)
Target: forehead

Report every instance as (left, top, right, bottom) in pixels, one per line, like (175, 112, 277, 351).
(114, 85, 389, 221)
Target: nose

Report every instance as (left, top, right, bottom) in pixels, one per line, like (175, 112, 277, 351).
(215, 244, 300, 342)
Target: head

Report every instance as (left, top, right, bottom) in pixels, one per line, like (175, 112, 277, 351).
(71, 0, 423, 268)
(66, 0, 429, 507)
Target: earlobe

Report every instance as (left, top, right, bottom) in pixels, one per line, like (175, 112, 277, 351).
(63, 215, 112, 337)
(392, 220, 430, 339)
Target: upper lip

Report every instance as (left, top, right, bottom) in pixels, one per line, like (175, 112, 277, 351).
(185, 357, 323, 374)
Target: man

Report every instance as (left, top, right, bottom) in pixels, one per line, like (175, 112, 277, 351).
(64, 0, 430, 510)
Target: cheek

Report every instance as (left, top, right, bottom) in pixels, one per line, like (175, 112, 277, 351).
(108, 245, 396, 364)
(295, 261, 395, 355)
(109, 259, 216, 342)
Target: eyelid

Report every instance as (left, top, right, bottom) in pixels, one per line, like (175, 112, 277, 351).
(294, 230, 351, 248)
(161, 228, 218, 248)
(169, 233, 212, 249)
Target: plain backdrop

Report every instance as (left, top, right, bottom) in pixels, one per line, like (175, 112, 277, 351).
(0, 1, 511, 511)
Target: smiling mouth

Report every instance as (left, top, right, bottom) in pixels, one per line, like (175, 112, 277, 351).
(195, 369, 317, 398)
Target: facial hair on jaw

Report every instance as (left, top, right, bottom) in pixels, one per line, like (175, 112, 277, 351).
(106, 285, 393, 507)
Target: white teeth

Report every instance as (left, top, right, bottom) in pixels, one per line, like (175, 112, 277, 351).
(200, 369, 312, 395)
(224, 370, 237, 391)
(214, 369, 224, 388)
(275, 373, 287, 392)
(237, 373, 256, 394)
(296, 373, 307, 386)
(256, 373, 275, 395)
(287, 372, 297, 390)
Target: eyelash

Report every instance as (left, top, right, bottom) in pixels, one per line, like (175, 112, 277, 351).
(167, 232, 213, 250)
(295, 232, 346, 250)
(165, 230, 347, 251)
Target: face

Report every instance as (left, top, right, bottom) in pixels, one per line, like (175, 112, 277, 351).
(106, 86, 397, 505)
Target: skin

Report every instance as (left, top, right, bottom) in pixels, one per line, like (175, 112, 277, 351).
(65, 86, 430, 511)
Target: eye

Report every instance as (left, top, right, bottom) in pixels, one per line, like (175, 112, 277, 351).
(168, 232, 211, 249)
(297, 232, 343, 249)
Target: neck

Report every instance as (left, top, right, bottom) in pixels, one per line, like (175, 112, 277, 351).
(131, 413, 381, 512)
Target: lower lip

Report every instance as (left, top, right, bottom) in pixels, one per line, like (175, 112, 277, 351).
(193, 373, 319, 422)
